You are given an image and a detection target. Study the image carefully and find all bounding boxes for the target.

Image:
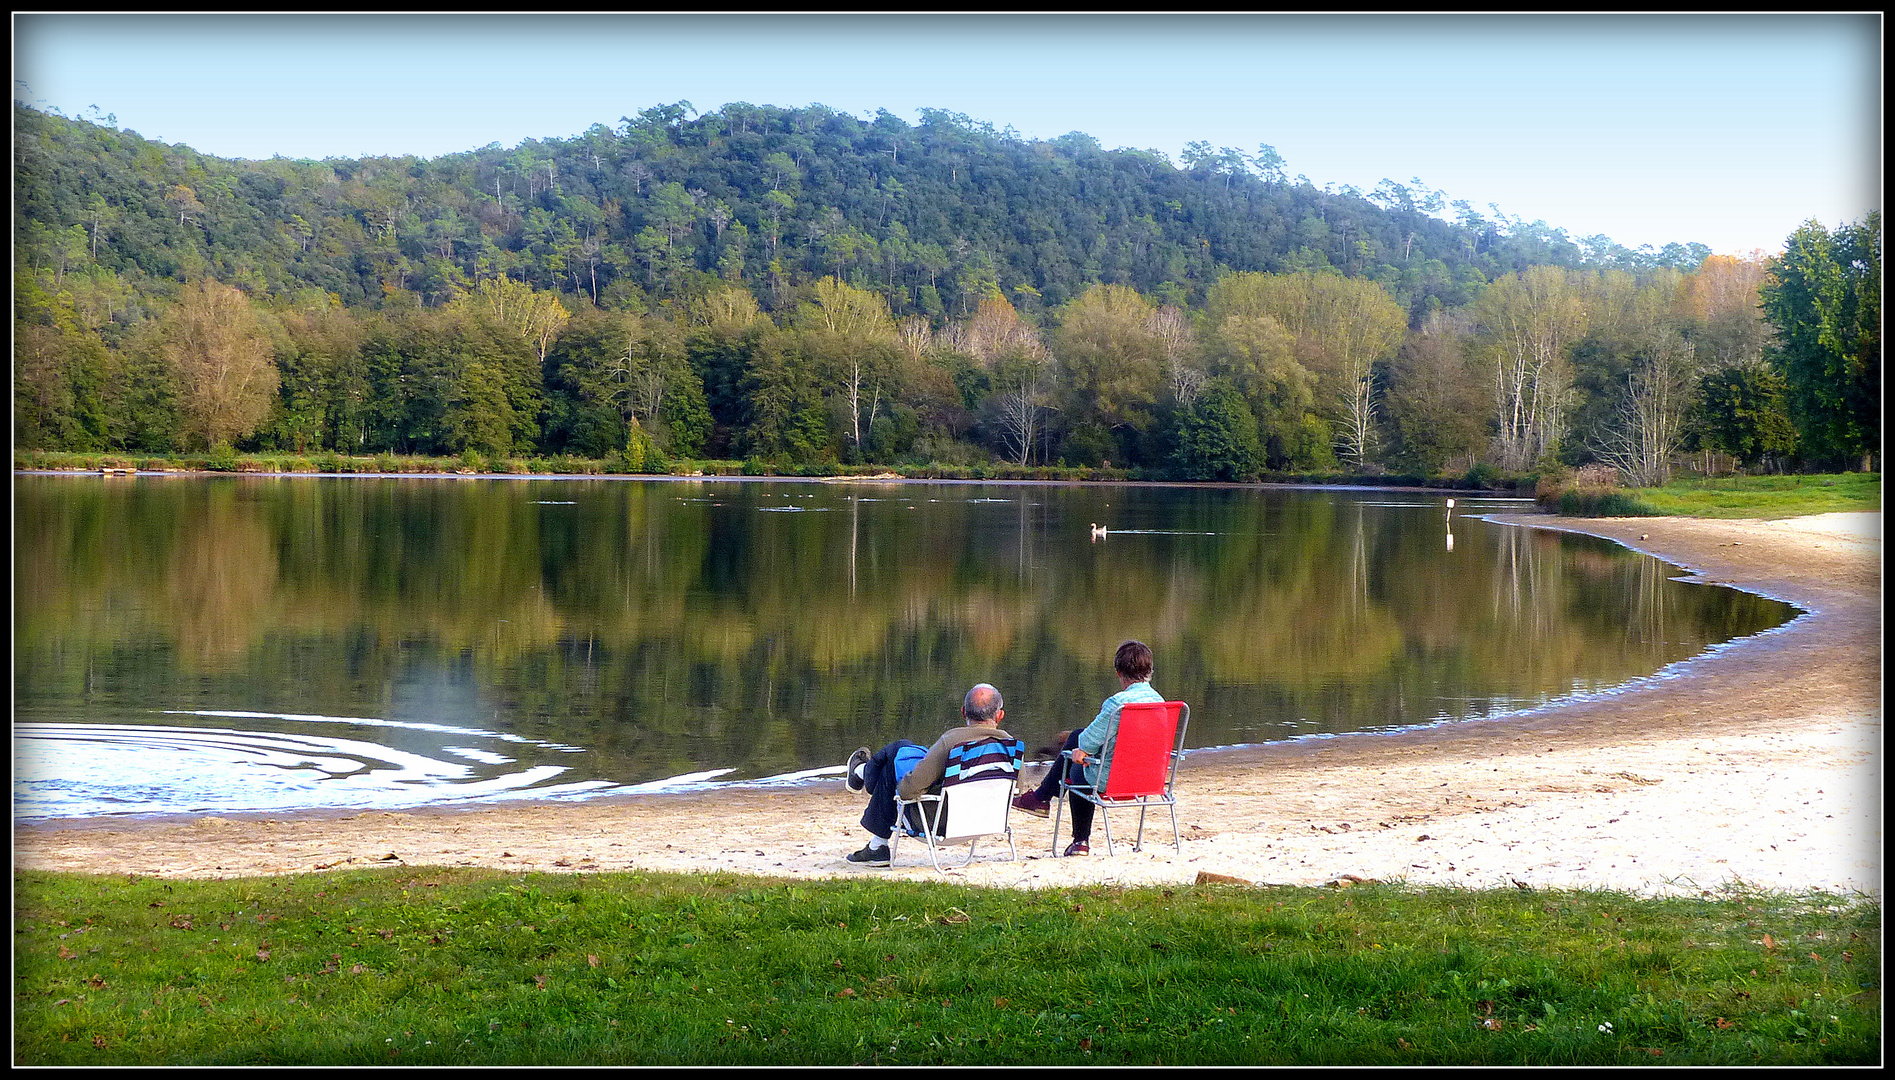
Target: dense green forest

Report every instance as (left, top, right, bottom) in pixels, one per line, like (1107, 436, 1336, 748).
(12, 100, 1881, 476)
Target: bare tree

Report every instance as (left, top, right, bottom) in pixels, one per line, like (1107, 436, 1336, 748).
(1476, 267, 1589, 469)
(1589, 328, 1697, 486)
(1148, 304, 1205, 407)
(801, 278, 898, 449)
(991, 350, 1055, 465)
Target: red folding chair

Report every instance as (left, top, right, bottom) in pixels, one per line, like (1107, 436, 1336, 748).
(1052, 701, 1190, 856)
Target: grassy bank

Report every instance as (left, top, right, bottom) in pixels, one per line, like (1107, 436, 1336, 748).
(12, 448, 1528, 491)
(1539, 473, 1880, 519)
(14, 869, 1877, 1065)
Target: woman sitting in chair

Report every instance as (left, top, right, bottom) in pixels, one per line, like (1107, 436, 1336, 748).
(1012, 640, 1163, 856)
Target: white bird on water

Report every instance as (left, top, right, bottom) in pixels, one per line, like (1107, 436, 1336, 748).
(1090, 523, 1107, 539)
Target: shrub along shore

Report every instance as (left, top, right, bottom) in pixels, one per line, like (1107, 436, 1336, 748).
(12, 868, 1878, 1065)
(12, 447, 1518, 490)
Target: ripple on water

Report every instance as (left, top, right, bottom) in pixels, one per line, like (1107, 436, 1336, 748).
(9, 714, 690, 820)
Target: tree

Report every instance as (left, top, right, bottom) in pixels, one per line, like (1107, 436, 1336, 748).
(449, 277, 570, 369)
(1148, 304, 1202, 406)
(1051, 284, 1165, 445)
(1474, 267, 1590, 469)
(798, 277, 899, 452)
(163, 280, 279, 450)
(988, 348, 1055, 466)
(1173, 379, 1262, 481)
(1759, 214, 1881, 471)
(1588, 327, 1697, 486)
(1206, 271, 1404, 469)
(741, 330, 830, 461)
(943, 293, 1053, 464)
(1694, 361, 1797, 472)
(1685, 252, 1775, 371)
(1299, 274, 1406, 469)
(1383, 308, 1487, 472)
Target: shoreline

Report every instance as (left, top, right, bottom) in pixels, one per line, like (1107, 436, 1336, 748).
(14, 511, 1881, 897)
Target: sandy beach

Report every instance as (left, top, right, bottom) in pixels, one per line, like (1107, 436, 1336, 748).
(13, 510, 1882, 898)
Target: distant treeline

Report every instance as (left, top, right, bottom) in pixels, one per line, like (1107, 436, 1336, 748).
(11, 101, 1881, 477)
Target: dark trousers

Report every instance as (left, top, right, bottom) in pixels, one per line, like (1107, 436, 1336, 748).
(859, 739, 925, 840)
(1031, 729, 1095, 841)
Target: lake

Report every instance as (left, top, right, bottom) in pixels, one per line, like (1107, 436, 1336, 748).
(12, 474, 1799, 820)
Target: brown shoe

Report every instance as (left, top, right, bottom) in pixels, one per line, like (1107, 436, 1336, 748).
(1063, 840, 1090, 857)
(1011, 790, 1051, 818)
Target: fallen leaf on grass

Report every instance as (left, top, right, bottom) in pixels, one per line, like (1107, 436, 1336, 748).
(836, 988, 856, 998)
(1480, 1017, 1504, 1031)
(1712, 1018, 1734, 1030)
(1762, 933, 1777, 950)
(93, 1035, 106, 1049)
(256, 949, 271, 962)
(587, 954, 600, 968)
(57, 946, 77, 961)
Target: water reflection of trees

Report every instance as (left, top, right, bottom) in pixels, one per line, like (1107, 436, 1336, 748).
(15, 478, 1795, 778)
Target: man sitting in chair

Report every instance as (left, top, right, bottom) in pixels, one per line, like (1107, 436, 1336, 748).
(1010, 640, 1163, 856)
(842, 683, 1012, 865)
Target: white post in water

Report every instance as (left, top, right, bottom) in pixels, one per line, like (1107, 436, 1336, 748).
(1445, 498, 1455, 551)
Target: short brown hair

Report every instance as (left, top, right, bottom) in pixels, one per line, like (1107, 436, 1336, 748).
(1114, 640, 1153, 681)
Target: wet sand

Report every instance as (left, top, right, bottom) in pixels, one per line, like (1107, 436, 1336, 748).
(13, 511, 1881, 897)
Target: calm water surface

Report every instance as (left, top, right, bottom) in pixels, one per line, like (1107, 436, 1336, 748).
(12, 475, 1798, 820)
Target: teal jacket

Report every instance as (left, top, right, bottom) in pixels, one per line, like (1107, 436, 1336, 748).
(1075, 681, 1164, 790)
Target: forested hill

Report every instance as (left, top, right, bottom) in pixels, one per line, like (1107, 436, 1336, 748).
(14, 100, 1712, 325)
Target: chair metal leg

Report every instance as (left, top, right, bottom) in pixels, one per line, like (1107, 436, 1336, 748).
(926, 801, 950, 872)
(1050, 787, 1066, 855)
(1167, 799, 1181, 854)
(1098, 805, 1115, 857)
(1133, 804, 1149, 852)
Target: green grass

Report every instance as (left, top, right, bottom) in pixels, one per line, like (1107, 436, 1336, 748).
(1627, 473, 1881, 519)
(13, 869, 1878, 1065)
(1538, 473, 1880, 519)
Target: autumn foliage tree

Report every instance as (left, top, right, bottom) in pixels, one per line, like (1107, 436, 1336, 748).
(163, 280, 279, 450)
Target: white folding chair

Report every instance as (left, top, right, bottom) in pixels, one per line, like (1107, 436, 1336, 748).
(891, 737, 1024, 872)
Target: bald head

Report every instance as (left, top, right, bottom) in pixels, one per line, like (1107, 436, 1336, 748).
(962, 683, 1004, 725)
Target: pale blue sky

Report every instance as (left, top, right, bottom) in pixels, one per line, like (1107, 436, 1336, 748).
(12, 13, 1881, 256)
